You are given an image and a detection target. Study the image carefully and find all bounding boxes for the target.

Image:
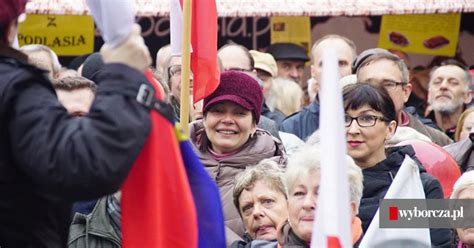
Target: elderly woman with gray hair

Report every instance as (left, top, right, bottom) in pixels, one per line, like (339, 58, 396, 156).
(231, 159, 288, 248)
(278, 146, 364, 247)
(450, 171, 474, 248)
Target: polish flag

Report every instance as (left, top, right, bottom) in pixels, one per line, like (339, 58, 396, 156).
(169, 0, 220, 103)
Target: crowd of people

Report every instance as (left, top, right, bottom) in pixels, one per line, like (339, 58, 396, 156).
(1, 0, 474, 247)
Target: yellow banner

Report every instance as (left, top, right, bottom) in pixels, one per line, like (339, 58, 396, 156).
(271, 16, 311, 56)
(378, 13, 461, 56)
(18, 15, 94, 56)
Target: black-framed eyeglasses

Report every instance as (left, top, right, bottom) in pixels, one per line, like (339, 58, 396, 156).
(382, 80, 407, 91)
(345, 114, 389, 127)
(366, 79, 407, 91)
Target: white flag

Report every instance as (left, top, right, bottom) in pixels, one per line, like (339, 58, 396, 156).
(169, 0, 192, 56)
(170, 0, 183, 56)
(311, 48, 352, 248)
(86, 0, 135, 47)
(359, 155, 431, 247)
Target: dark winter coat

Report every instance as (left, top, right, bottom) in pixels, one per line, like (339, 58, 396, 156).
(279, 100, 319, 141)
(359, 145, 452, 248)
(0, 44, 150, 247)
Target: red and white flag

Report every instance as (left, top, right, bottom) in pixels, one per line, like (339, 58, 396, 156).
(169, 0, 220, 103)
(312, 48, 352, 248)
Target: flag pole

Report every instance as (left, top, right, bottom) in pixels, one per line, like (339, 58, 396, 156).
(180, 0, 192, 134)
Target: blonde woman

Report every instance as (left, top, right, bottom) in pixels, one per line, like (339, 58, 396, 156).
(266, 77, 303, 117)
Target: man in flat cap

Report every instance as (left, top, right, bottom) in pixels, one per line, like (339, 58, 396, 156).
(267, 42, 309, 92)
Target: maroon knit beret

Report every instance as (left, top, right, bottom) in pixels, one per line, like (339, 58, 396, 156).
(0, 0, 27, 42)
(203, 71, 263, 123)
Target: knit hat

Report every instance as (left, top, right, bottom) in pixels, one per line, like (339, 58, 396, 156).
(203, 71, 263, 123)
(266, 43, 309, 62)
(0, 0, 27, 43)
(352, 48, 392, 74)
(249, 50, 278, 77)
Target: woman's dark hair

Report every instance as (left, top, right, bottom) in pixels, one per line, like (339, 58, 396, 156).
(343, 83, 397, 124)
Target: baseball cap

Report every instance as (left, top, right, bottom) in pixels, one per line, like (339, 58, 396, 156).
(249, 50, 278, 77)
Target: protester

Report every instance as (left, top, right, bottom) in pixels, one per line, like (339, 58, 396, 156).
(52, 76, 104, 215)
(443, 107, 474, 173)
(68, 192, 122, 248)
(249, 50, 278, 97)
(266, 42, 309, 103)
(355, 49, 453, 146)
(20, 44, 62, 80)
(218, 43, 282, 137)
(309, 35, 357, 101)
(231, 159, 287, 248)
(249, 50, 286, 125)
(163, 54, 194, 121)
(266, 77, 303, 117)
(454, 107, 474, 142)
(189, 71, 287, 245)
(427, 59, 473, 139)
(343, 83, 451, 247)
(278, 145, 364, 247)
(219, 43, 255, 73)
(155, 44, 171, 76)
(450, 171, 474, 248)
(406, 65, 431, 117)
(0, 1, 153, 246)
(53, 76, 97, 117)
(279, 35, 357, 141)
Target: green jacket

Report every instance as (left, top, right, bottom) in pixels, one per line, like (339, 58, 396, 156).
(68, 196, 121, 248)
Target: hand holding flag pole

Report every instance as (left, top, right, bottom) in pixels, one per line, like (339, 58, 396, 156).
(86, 1, 198, 247)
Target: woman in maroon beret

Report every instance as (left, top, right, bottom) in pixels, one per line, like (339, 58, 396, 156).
(189, 70, 287, 246)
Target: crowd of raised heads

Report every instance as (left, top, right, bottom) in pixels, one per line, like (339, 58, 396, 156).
(1, 1, 474, 247)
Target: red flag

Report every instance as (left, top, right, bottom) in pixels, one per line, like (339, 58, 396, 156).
(121, 70, 198, 247)
(190, 0, 220, 104)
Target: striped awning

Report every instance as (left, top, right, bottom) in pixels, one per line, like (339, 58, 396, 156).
(26, 0, 474, 17)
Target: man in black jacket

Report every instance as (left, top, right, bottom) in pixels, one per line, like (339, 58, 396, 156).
(0, 1, 152, 247)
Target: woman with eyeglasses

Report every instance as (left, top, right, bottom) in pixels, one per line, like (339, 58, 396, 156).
(343, 83, 451, 247)
(163, 55, 194, 121)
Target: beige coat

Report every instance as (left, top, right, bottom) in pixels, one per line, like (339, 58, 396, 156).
(189, 120, 287, 245)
